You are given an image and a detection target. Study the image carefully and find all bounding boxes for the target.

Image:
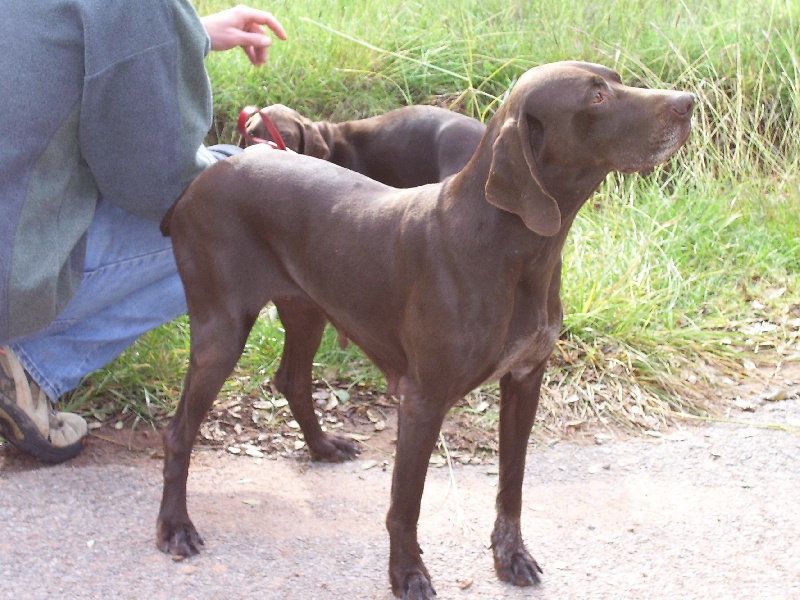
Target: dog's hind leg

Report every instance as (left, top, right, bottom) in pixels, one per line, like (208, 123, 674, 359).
(157, 309, 258, 557)
(491, 369, 545, 586)
(273, 298, 361, 462)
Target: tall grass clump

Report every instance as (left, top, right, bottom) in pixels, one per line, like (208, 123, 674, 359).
(66, 0, 800, 434)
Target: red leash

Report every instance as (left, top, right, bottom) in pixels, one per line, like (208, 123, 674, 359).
(237, 105, 288, 150)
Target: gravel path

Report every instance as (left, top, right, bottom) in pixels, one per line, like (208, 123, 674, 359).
(2, 382, 799, 599)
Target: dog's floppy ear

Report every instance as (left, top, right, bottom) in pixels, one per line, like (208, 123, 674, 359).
(484, 115, 561, 236)
(300, 118, 331, 161)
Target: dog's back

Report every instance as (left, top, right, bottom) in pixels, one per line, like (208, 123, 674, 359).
(169, 150, 440, 314)
(332, 105, 485, 186)
(247, 104, 485, 187)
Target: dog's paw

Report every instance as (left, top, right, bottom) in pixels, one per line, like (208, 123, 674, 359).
(402, 572, 436, 600)
(156, 518, 204, 558)
(495, 548, 542, 587)
(491, 521, 542, 587)
(308, 434, 361, 462)
(391, 570, 436, 600)
(492, 541, 542, 587)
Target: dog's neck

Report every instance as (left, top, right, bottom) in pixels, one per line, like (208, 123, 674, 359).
(451, 138, 609, 242)
(538, 164, 610, 224)
(315, 120, 336, 147)
(316, 121, 360, 168)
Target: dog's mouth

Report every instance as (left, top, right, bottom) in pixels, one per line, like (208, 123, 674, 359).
(616, 122, 692, 174)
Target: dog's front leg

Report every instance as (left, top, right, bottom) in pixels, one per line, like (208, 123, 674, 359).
(491, 368, 545, 586)
(386, 390, 447, 600)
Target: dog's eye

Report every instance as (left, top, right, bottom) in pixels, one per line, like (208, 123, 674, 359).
(591, 91, 605, 104)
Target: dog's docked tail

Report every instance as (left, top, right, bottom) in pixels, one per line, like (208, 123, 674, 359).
(159, 187, 190, 237)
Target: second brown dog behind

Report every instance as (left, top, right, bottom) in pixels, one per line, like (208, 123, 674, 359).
(243, 104, 486, 186)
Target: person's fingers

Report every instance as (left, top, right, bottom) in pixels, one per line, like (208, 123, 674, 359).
(202, 6, 286, 65)
(246, 22, 271, 65)
(243, 44, 268, 67)
(233, 29, 273, 51)
(234, 7, 287, 40)
(258, 14, 287, 41)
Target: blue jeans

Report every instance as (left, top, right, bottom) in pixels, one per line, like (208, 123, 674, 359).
(7, 145, 240, 401)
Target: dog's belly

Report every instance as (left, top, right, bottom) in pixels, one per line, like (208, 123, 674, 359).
(485, 324, 560, 383)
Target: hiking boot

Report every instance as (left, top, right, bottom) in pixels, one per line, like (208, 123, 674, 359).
(0, 347, 87, 463)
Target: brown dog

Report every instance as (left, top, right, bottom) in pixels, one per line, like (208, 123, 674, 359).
(243, 104, 486, 186)
(158, 62, 693, 599)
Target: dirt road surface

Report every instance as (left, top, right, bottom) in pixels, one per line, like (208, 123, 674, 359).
(2, 379, 799, 599)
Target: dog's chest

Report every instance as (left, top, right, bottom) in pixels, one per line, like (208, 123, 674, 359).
(486, 324, 560, 383)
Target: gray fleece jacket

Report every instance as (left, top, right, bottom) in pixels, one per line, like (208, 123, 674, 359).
(0, 0, 216, 342)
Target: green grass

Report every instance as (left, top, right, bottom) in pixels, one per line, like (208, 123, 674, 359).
(63, 0, 800, 433)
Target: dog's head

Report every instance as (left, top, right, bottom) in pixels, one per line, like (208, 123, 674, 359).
(485, 61, 694, 236)
(246, 104, 331, 159)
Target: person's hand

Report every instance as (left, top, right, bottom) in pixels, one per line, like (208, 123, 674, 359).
(201, 5, 287, 67)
